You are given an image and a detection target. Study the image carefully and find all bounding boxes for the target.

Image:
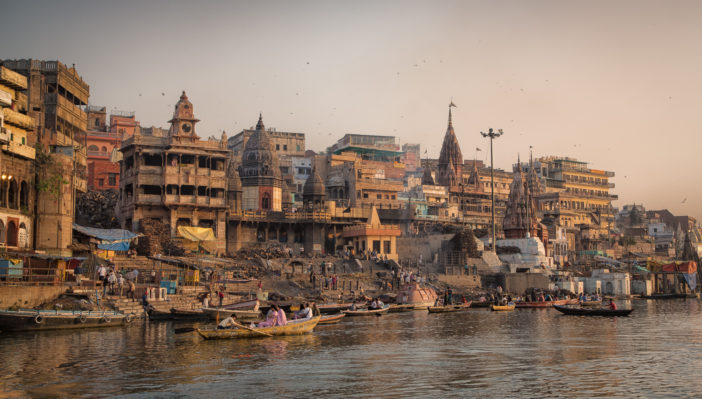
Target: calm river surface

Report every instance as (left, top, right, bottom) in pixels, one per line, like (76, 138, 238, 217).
(2, 300, 702, 398)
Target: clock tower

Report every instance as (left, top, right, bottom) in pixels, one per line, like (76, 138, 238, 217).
(168, 90, 200, 143)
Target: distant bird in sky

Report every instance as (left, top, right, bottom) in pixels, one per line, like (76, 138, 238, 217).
(682, 198, 687, 203)
(161, 92, 165, 96)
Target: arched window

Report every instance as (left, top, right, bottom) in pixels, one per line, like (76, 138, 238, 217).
(101, 146, 107, 152)
(261, 193, 271, 210)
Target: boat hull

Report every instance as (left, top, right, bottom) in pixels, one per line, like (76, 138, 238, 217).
(342, 307, 390, 316)
(515, 299, 568, 309)
(318, 313, 346, 324)
(553, 305, 633, 316)
(491, 304, 516, 311)
(0, 309, 130, 332)
(428, 303, 472, 313)
(197, 316, 321, 339)
(317, 303, 353, 314)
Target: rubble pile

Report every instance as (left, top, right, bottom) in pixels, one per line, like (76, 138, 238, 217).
(76, 189, 120, 229)
(235, 242, 293, 260)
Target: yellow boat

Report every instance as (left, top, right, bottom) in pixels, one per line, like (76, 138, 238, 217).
(197, 316, 321, 340)
(491, 303, 516, 312)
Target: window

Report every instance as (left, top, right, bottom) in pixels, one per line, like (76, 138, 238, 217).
(377, 194, 382, 199)
(296, 145, 300, 151)
(98, 179, 104, 186)
(383, 241, 391, 254)
(108, 173, 117, 186)
(276, 144, 280, 150)
(363, 193, 368, 199)
(391, 195, 396, 200)
(283, 145, 287, 151)
(21, 137, 25, 145)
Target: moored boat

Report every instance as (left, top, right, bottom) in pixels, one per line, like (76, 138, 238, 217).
(428, 302, 472, 313)
(342, 306, 390, 316)
(197, 316, 321, 339)
(470, 301, 491, 308)
(318, 313, 346, 324)
(317, 303, 353, 314)
(515, 299, 568, 309)
(388, 304, 420, 312)
(491, 303, 516, 312)
(0, 309, 132, 332)
(553, 305, 633, 317)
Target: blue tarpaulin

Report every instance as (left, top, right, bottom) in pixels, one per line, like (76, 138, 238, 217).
(72, 224, 141, 251)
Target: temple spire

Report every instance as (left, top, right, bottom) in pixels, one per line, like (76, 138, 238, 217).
(256, 113, 265, 130)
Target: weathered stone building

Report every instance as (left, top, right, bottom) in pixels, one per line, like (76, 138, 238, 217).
(239, 115, 284, 212)
(1, 59, 90, 255)
(0, 66, 36, 249)
(118, 91, 230, 253)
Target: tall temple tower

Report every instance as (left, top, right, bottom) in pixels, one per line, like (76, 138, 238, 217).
(239, 114, 283, 211)
(503, 156, 546, 244)
(168, 91, 200, 143)
(437, 104, 463, 187)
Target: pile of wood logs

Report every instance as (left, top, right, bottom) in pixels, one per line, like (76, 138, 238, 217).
(76, 189, 120, 229)
(137, 219, 184, 256)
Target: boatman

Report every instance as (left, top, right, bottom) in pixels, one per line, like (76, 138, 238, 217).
(218, 315, 238, 329)
(608, 298, 617, 310)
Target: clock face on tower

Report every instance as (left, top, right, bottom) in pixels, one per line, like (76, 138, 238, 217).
(181, 123, 191, 133)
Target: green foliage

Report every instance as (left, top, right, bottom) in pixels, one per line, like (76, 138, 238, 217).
(34, 145, 69, 200)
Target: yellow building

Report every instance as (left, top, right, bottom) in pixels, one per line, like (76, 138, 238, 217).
(342, 206, 401, 261)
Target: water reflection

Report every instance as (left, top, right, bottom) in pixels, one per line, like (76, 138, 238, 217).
(2, 300, 702, 398)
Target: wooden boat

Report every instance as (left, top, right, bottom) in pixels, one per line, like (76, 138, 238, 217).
(470, 301, 491, 308)
(515, 299, 568, 309)
(554, 305, 633, 317)
(0, 309, 131, 332)
(388, 304, 420, 312)
(428, 302, 472, 313)
(222, 299, 259, 310)
(580, 300, 602, 307)
(342, 306, 390, 316)
(197, 316, 321, 340)
(491, 303, 516, 312)
(318, 313, 346, 324)
(317, 303, 353, 314)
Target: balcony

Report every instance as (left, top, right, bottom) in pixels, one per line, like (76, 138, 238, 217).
(3, 108, 34, 129)
(210, 197, 225, 207)
(0, 66, 27, 90)
(196, 197, 209, 205)
(136, 194, 161, 204)
(164, 194, 179, 204)
(179, 195, 196, 204)
(6, 141, 36, 159)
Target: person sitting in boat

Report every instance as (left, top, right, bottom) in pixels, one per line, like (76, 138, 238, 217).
(218, 315, 238, 329)
(376, 299, 385, 308)
(370, 299, 379, 309)
(298, 303, 313, 319)
(608, 299, 617, 310)
(259, 306, 279, 328)
(349, 303, 357, 311)
(545, 294, 553, 302)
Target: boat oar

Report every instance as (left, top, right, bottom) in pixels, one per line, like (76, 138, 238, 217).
(232, 321, 273, 337)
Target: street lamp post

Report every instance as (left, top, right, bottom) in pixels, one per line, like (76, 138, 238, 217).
(481, 128, 503, 252)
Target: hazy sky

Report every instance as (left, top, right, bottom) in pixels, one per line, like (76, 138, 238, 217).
(3, 0, 702, 220)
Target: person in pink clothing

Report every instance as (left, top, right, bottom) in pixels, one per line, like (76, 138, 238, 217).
(258, 304, 288, 327)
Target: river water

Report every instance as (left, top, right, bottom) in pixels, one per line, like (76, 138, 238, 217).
(2, 299, 702, 398)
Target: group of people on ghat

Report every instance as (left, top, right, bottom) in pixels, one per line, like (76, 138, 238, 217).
(96, 264, 138, 299)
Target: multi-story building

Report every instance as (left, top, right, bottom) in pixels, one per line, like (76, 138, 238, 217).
(0, 66, 36, 249)
(521, 156, 617, 230)
(118, 91, 230, 253)
(228, 128, 305, 158)
(86, 108, 139, 190)
(1, 59, 90, 255)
